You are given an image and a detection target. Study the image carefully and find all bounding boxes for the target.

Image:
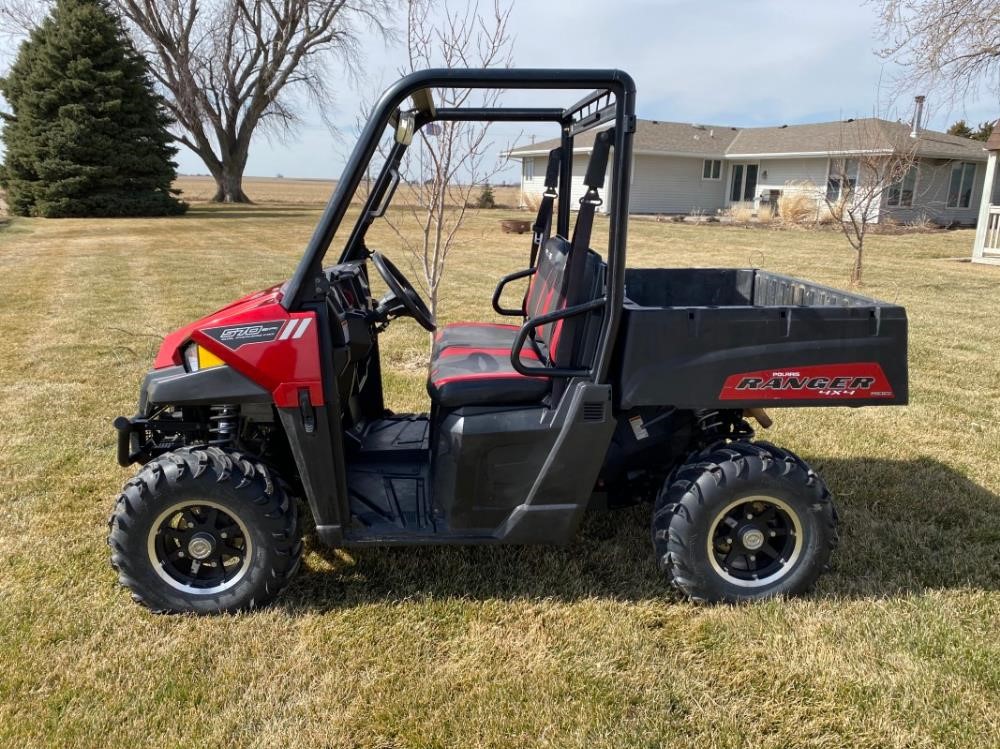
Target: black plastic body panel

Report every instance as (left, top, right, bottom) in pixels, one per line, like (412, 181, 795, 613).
(615, 268, 909, 409)
(278, 406, 344, 545)
(140, 364, 270, 409)
(433, 405, 558, 530)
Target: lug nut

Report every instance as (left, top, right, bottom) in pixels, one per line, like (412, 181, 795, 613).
(220, 533, 227, 539)
(769, 530, 777, 537)
(746, 513, 753, 520)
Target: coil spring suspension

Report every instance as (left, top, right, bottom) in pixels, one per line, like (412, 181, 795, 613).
(208, 405, 238, 446)
(695, 409, 753, 446)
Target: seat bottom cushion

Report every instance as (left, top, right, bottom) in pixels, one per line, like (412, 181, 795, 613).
(428, 346, 550, 408)
(432, 321, 519, 358)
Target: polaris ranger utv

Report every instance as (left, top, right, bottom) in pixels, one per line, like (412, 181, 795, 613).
(109, 69, 908, 613)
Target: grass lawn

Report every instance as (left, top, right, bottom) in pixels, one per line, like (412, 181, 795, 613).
(0, 177, 998, 748)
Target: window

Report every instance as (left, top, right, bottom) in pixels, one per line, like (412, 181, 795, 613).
(947, 161, 977, 208)
(702, 159, 722, 180)
(887, 164, 918, 207)
(826, 158, 858, 202)
(523, 158, 534, 180)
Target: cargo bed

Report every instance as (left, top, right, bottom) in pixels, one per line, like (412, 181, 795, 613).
(614, 268, 908, 409)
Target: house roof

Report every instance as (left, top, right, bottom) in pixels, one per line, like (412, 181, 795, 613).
(508, 117, 988, 161)
(987, 119, 1000, 151)
(509, 120, 741, 157)
(728, 118, 988, 160)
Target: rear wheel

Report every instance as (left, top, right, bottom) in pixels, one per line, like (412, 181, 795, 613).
(652, 441, 838, 603)
(108, 446, 302, 614)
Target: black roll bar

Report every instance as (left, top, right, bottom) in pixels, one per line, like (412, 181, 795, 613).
(282, 67, 636, 387)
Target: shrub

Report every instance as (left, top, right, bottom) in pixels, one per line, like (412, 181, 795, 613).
(906, 213, 937, 231)
(778, 190, 817, 226)
(726, 204, 754, 224)
(476, 183, 496, 209)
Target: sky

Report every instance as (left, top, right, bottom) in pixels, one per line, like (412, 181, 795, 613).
(2, 0, 997, 180)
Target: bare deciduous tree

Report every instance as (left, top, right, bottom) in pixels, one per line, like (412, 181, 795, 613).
(379, 0, 515, 318)
(824, 120, 919, 285)
(871, 0, 1000, 106)
(1, 0, 393, 202)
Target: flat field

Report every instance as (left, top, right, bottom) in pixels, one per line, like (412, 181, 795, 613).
(0, 176, 997, 748)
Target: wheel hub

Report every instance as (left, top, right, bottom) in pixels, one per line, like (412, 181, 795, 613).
(187, 532, 216, 560)
(740, 527, 765, 551)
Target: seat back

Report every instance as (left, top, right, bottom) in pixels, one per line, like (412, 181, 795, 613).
(523, 236, 603, 368)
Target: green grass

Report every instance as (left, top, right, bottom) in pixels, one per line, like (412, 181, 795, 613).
(0, 188, 998, 748)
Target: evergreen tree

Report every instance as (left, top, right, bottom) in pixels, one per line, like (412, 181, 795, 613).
(947, 120, 973, 138)
(0, 0, 185, 217)
(476, 183, 496, 209)
(972, 121, 995, 142)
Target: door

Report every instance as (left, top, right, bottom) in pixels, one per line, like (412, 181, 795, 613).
(730, 162, 759, 204)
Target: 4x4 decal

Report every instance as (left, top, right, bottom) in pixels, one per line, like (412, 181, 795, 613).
(719, 363, 894, 400)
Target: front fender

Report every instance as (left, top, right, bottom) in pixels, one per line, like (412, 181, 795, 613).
(139, 365, 271, 410)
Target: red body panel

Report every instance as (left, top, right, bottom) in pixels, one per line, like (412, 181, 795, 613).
(153, 284, 324, 407)
(719, 363, 894, 401)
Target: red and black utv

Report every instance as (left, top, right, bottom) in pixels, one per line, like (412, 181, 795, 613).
(109, 69, 908, 613)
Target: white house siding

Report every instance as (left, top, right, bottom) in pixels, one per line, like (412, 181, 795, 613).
(519, 152, 987, 225)
(752, 158, 830, 200)
(520, 153, 727, 215)
(628, 154, 727, 214)
(881, 158, 986, 226)
(519, 154, 602, 212)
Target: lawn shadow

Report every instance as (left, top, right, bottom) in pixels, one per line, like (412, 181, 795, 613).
(282, 457, 1000, 612)
(183, 206, 320, 220)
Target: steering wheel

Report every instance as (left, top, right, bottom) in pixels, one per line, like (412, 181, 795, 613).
(370, 251, 436, 332)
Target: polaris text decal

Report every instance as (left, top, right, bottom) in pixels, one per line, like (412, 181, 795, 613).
(719, 363, 894, 401)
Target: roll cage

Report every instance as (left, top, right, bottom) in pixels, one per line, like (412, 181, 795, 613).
(282, 67, 637, 384)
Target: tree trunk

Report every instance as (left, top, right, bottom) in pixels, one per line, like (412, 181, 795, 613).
(211, 166, 251, 203)
(851, 246, 864, 285)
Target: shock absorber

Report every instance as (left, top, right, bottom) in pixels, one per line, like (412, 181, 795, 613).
(694, 409, 753, 447)
(208, 405, 238, 446)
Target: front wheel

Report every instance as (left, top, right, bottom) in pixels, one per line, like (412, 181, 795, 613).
(108, 446, 302, 614)
(652, 441, 838, 603)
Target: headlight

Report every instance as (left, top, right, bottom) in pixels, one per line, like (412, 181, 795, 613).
(183, 342, 224, 372)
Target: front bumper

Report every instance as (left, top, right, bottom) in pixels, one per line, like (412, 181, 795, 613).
(113, 415, 150, 467)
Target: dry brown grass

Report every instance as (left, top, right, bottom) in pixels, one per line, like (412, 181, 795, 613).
(176, 175, 521, 209)
(725, 203, 755, 224)
(777, 186, 821, 226)
(0, 183, 998, 748)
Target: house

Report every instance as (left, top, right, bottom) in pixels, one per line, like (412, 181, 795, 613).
(972, 121, 1000, 265)
(510, 115, 990, 225)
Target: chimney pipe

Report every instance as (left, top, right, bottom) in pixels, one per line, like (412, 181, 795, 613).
(910, 95, 926, 138)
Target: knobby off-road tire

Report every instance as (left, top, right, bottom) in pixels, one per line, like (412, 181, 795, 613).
(108, 446, 302, 614)
(652, 441, 838, 603)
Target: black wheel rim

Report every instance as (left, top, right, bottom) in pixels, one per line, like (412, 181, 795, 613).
(707, 496, 803, 587)
(147, 501, 253, 594)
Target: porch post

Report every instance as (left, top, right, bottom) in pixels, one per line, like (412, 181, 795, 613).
(972, 150, 997, 262)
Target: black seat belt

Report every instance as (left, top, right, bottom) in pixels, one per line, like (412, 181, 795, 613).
(555, 128, 612, 369)
(567, 128, 612, 291)
(529, 147, 562, 269)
